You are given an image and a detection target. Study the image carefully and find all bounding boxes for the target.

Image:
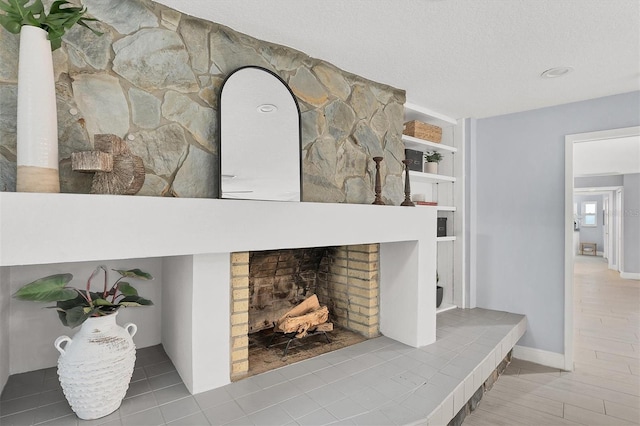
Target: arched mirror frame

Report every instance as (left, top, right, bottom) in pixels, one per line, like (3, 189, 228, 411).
(217, 65, 303, 201)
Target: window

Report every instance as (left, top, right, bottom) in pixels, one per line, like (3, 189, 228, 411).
(582, 201, 597, 227)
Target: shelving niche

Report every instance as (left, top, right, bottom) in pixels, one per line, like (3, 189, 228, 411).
(403, 102, 465, 312)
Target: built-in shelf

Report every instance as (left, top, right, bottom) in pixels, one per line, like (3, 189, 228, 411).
(404, 102, 457, 128)
(436, 302, 457, 314)
(437, 236, 457, 242)
(414, 205, 456, 211)
(402, 135, 457, 154)
(409, 170, 456, 184)
(404, 102, 464, 311)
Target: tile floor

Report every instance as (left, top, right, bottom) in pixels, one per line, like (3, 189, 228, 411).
(0, 308, 526, 426)
(464, 255, 640, 425)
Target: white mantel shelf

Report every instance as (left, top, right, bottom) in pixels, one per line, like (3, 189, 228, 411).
(0, 192, 436, 266)
(1, 192, 439, 394)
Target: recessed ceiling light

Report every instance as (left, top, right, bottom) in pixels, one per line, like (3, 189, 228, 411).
(257, 104, 277, 113)
(540, 67, 574, 79)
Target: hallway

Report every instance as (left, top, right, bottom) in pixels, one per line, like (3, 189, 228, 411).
(464, 255, 640, 425)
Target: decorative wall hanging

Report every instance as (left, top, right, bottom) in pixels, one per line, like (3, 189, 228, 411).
(72, 134, 145, 195)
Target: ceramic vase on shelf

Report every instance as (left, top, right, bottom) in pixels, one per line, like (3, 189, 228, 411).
(424, 161, 438, 174)
(54, 313, 137, 420)
(16, 25, 60, 193)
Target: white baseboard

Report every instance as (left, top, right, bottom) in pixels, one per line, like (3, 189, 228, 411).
(512, 345, 566, 370)
(620, 271, 640, 280)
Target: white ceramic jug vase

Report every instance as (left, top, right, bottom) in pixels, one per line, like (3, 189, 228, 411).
(54, 312, 137, 420)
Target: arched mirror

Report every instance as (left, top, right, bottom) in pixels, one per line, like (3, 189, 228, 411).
(219, 66, 302, 201)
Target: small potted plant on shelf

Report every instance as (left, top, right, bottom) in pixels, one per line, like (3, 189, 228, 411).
(13, 266, 153, 420)
(424, 151, 443, 174)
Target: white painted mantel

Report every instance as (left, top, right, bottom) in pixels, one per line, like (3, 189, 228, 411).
(0, 192, 437, 393)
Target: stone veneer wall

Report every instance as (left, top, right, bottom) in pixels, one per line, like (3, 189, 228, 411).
(0, 0, 407, 204)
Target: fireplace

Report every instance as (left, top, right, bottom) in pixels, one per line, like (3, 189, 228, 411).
(2, 193, 437, 394)
(229, 244, 381, 380)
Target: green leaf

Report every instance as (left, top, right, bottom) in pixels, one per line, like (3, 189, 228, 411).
(24, 0, 43, 17)
(114, 269, 153, 280)
(76, 19, 102, 36)
(56, 308, 69, 327)
(49, 0, 75, 15)
(120, 295, 153, 306)
(117, 282, 138, 296)
(0, 1, 17, 14)
(22, 10, 39, 26)
(62, 305, 93, 328)
(47, 31, 62, 50)
(0, 15, 21, 33)
(93, 298, 115, 307)
(56, 293, 88, 311)
(13, 274, 76, 302)
(49, 37, 61, 50)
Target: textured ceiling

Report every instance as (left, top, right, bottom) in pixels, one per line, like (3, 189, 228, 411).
(156, 0, 640, 120)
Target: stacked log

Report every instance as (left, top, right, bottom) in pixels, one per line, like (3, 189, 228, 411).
(275, 294, 332, 338)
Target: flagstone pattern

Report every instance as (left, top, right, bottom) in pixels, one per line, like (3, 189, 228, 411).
(0, 0, 406, 204)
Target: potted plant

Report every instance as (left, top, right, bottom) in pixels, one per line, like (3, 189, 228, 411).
(0, 0, 101, 192)
(13, 266, 153, 420)
(424, 151, 443, 174)
(0, 0, 101, 50)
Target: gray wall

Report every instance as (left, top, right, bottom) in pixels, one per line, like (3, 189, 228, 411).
(474, 91, 640, 355)
(574, 194, 603, 252)
(575, 175, 623, 188)
(623, 173, 640, 274)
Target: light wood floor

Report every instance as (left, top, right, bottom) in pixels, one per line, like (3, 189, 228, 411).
(464, 255, 640, 425)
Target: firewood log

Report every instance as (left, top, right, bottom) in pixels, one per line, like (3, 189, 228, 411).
(276, 306, 329, 337)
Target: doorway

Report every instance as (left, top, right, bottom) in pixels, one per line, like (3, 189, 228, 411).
(564, 126, 639, 371)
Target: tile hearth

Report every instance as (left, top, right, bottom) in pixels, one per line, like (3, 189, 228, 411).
(0, 308, 526, 426)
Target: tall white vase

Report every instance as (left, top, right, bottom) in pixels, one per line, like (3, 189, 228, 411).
(16, 25, 60, 193)
(54, 313, 137, 420)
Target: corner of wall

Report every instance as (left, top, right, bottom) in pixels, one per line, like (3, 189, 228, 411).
(0, 266, 10, 391)
(466, 118, 477, 309)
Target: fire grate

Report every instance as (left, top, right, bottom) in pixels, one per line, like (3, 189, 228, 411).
(266, 323, 331, 357)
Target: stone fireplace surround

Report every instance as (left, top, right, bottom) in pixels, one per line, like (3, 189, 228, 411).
(0, 192, 437, 394)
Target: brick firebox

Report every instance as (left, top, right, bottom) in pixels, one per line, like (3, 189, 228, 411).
(229, 244, 380, 380)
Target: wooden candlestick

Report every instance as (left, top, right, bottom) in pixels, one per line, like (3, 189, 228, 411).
(401, 159, 415, 207)
(372, 156, 385, 205)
